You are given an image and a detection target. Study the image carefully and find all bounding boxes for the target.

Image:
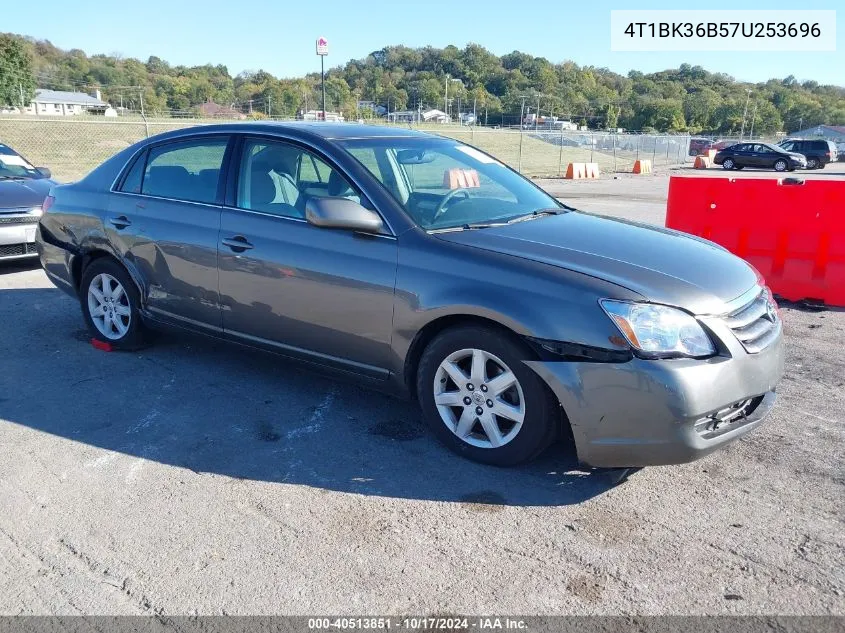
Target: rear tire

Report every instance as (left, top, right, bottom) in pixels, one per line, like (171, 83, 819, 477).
(774, 159, 788, 172)
(806, 158, 819, 169)
(416, 325, 558, 466)
(80, 258, 146, 350)
(722, 158, 735, 170)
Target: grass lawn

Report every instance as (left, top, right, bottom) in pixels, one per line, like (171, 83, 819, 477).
(0, 117, 689, 183)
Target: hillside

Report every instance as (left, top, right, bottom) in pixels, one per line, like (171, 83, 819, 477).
(2, 33, 845, 133)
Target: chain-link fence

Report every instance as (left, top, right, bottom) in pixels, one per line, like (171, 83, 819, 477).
(0, 116, 693, 183)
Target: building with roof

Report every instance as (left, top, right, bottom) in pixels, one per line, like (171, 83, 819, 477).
(197, 99, 247, 119)
(789, 125, 845, 141)
(25, 89, 113, 116)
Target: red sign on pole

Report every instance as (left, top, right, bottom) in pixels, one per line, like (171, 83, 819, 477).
(316, 37, 329, 56)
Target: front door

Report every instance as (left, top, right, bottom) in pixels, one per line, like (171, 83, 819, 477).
(217, 137, 397, 377)
(108, 135, 231, 330)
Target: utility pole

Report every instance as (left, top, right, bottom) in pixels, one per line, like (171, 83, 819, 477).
(536, 93, 541, 131)
(445, 74, 449, 119)
(248, 99, 253, 114)
(519, 96, 527, 129)
(268, 94, 272, 117)
(19, 83, 25, 110)
(739, 89, 751, 141)
(473, 97, 477, 126)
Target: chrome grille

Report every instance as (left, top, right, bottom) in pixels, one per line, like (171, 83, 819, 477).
(723, 289, 780, 353)
(0, 215, 39, 225)
(0, 243, 38, 258)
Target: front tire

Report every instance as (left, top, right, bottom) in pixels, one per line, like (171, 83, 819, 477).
(416, 325, 558, 466)
(80, 258, 145, 350)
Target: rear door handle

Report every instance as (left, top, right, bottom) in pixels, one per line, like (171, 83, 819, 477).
(109, 215, 132, 229)
(221, 235, 254, 252)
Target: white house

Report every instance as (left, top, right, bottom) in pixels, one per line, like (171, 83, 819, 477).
(422, 109, 449, 123)
(25, 89, 112, 116)
(300, 109, 345, 122)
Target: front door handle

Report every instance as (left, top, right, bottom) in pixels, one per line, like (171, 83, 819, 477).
(109, 215, 132, 229)
(221, 235, 254, 252)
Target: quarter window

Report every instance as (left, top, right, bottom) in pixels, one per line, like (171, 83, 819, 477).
(141, 138, 228, 204)
(119, 152, 146, 194)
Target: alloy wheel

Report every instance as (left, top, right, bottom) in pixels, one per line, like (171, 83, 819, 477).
(432, 348, 525, 449)
(87, 273, 131, 340)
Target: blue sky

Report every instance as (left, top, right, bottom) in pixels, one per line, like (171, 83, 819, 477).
(5, 0, 843, 85)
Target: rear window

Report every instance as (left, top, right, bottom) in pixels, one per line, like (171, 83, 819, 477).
(141, 138, 228, 204)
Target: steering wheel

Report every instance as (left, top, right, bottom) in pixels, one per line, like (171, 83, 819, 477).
(432, 188, 471, 222)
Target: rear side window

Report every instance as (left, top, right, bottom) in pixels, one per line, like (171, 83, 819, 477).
(141, 138, 228, 204)
(119, 152, 146, 193)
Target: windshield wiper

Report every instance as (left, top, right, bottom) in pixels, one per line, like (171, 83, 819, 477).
(429, 222, 507, 233)
(506, 208, 564, 224)
(0, 176, 27, 181)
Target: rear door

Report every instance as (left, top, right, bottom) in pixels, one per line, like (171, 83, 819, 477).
(108, 135, 232, 331)
(217, 136, 398, 376)
(731, 144, 753, 166)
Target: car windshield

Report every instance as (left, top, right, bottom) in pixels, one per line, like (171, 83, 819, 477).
(0, 143, 43, 180)
(764, 143, 789, 154)
(338, 137, 563, 230)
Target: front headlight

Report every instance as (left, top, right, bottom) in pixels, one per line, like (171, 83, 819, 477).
(600, 300, 716, 359)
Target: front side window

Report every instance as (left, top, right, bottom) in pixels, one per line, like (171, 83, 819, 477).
(236, 139, 359, 219)
(339, 138, 559, 230)
(141, 138, 228, 204)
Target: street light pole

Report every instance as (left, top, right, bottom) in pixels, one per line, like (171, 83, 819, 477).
(739, 89, 751, 141)
(749, 102, 758, 139)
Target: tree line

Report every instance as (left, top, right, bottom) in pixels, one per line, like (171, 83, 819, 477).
(2, 33, 844, 134)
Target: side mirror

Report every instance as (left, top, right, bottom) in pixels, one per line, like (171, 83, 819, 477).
(305, 197, 384, 234)
(36, 167, 52, 179)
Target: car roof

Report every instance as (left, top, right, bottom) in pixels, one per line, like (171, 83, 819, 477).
(145, 121, 433, 145)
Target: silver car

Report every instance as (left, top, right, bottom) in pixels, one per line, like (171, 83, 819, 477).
(37, 123, 784, 468)
(0, 142, 54, 261)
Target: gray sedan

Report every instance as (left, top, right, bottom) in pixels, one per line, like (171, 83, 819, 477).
(36, 123, 784, 468)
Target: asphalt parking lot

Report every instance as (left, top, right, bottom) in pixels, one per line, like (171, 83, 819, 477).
(1, 170, 843, 616)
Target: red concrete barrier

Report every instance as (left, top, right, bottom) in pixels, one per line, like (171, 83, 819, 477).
(633, 159, 652, 174)
(443, 168, 480, 189)
(564, 162, 586, 179)
(666, 176, 845, 306)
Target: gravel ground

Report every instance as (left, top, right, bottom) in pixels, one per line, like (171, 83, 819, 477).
(0, 173, 843, 616)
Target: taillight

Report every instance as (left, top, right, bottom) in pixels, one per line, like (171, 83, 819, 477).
(42, 195, 55, 213)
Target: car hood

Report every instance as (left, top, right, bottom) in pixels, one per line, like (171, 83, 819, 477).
(435, 212, 758, 315)
(0, 178, 53, 211)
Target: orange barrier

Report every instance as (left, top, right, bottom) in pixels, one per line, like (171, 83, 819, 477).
(564, 162, 586, 179)
(584, 162, 600, 179)
(443, 168, 480, 189)
(693, 156, 711, 169)
(666, 176, 845, 306)
(705, 149, 718, 160)
(633, 159, 652, 174)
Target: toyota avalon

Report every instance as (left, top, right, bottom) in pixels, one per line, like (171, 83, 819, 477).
(36, 123, 784, 468)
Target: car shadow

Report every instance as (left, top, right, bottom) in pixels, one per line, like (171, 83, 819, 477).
(0, 286, 627, 507)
